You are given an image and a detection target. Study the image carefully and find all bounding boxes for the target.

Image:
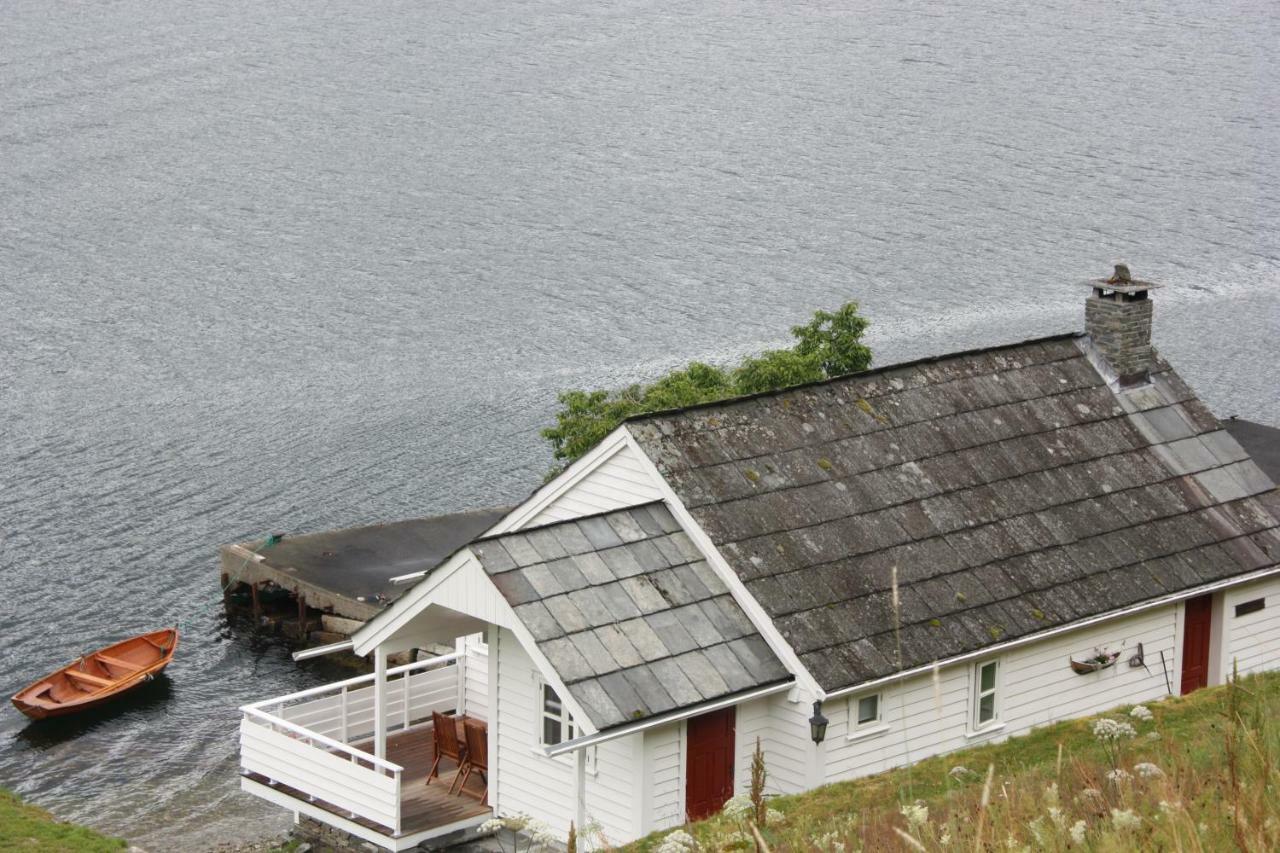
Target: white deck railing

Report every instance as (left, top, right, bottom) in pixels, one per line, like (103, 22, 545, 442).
(239, 652, 465, 835)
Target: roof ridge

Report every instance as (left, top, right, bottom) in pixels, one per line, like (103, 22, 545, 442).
(623, 330, 1084, 425)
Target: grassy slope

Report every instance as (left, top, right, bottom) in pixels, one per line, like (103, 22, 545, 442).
(0, 789, 126, 853)
(626, 671, 1280, 852)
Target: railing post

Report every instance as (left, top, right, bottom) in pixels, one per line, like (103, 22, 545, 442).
(339, 685, 349, 744)
(394, 768, 402, 835)
(402, 669, 411, 730)
(456, 653, 467, 716)
(374, 646, 387, 760)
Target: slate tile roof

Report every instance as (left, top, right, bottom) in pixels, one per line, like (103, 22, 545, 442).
(627, 333, 1280, 693)
(472, 503, 791, 730)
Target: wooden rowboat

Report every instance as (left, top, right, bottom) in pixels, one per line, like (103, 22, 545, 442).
(11, 628, 178, 720)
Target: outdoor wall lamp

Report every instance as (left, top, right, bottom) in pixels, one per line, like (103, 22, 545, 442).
(809, 700, 828, 745)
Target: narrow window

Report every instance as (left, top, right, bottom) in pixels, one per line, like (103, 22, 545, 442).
(974, 660, 999, 728)
(540, 682, 575, 746)
(851, 693, 882, 731)
(1235, 598, 1265, 618)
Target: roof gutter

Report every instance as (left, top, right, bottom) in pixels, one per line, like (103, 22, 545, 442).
(822, 564, 1280, 702)
(541, 679, 794, 757)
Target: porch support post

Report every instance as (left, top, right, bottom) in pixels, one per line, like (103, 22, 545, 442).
(574, 746, 587, 836)
(374, 645, 388, 760)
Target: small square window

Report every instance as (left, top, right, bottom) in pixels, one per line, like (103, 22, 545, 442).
(857, 695, 880, 726)
(974, 660, 999, 728)
(849, 692, 883, 733)
(1235, 598, 1265, 618)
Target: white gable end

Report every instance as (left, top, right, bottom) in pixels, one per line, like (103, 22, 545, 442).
(492, 429, 665, 534)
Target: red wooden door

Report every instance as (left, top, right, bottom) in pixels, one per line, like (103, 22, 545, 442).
(686, 706, 735, 821)
(1180, 594, 1213, 694)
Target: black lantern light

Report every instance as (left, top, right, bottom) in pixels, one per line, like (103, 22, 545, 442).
(809, 700, 829, 745)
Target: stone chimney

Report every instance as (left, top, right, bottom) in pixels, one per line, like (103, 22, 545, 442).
(1084, 264, 1160, 386)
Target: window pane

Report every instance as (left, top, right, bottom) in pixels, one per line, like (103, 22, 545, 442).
(857, 695, 879, 725)
(978, 693, 995, 723)
(543, 684, 561, 715)
(543, 717, 562, 745)
(980, 662, 997, 692)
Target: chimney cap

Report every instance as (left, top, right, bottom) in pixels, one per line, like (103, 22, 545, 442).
(1085, 263, 1161, 295)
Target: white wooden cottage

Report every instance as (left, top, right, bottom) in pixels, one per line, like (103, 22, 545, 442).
(237, 274, 1280, 850)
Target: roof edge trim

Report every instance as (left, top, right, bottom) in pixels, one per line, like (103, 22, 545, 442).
(823, 563, 1280, 700)
(542, 678, 795, 756)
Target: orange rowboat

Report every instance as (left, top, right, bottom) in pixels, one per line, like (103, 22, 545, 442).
(11, 628, 178, 720)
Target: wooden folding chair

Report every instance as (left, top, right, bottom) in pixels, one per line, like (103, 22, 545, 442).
(456, 717, 489, 804)
(427, 710, 467, 793)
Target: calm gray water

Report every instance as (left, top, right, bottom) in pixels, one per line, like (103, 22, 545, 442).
(2, 0, 1278, 848)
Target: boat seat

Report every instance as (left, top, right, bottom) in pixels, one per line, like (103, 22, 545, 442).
(96, 654, 143, 672)
(65, 669, 114, 688)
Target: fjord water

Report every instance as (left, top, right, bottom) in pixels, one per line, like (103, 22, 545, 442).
(1, 0, 1277, 847)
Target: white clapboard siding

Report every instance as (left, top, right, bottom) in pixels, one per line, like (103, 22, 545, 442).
(464, 642, 489, 721)
(492, 628, 640, 846)
(240, 718, 399, 830)
(735, 694, 813, 796)
(425, 553, 517, 630)
(494, 629, 574, 838)
(526, 443, 665, 528)
(585, 733, 642, 846)
(643, 722, 684, 833)
(821, 605, 1178, 785)
(1224, 577, 1280, 676)
(279, 665, 457, 743)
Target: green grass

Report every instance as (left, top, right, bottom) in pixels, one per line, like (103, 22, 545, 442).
(0, 788, 126, 852)
(626, 670, 1280, 852)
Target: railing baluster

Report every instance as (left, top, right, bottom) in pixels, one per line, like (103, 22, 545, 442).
(402, 670, 411, 730)
(340, 685, 348, 743)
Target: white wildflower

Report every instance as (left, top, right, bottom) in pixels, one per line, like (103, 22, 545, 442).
(1198, 822, 1209, 833)
(1106, 768, 1132, 783)
(1130, 705, 1153, 721)
(815, 832, 846, 853)
(1111, 808, 1141, 831)
(1092, 718, 1137, 741)
(722, 794, 752, 821)
(1004, 836, 1028, 852)
(719, 830, 751, 848)
(1159, 800, 1183, 815)
(1135, 761, 1164, 778)
(1069, 820, 1087, 844)
(948, 765, 974, 780)
(766, 808, 786, 827)
(1028, 816, 1049, 845)
(1146, 731, 1161, 741)
(939, 832, 951, 846)
(525, 818, 555, 846)
(900, 801, 929, 829)
(1047, 806, 1067, 829)
(656, 829, 698, 853)
(1077, 787, 1103, 801)
(478, 818, 506, 834)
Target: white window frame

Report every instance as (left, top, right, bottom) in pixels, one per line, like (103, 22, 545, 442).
(538, 679, 575, 747)
(846, 691, 889, 741)
(534, 678, 596, 772)
(969, 659, 1003, 735)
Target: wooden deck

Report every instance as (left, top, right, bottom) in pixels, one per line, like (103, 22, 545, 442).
(244, 723, 489, 838)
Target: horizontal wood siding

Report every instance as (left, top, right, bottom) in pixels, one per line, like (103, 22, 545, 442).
(643, 723, 684, 834)
(1224, 577, 1280, 676)
(823, 606, 1178, 785)
(527, 444, 664, 528)
(586, 734, 641, 846)
(734, 696, 811, 797)
(426, 554, 515, 630)
(239, 718, 399, 830)
(494, 628, 573, 838)
(464, 642, 489, 721)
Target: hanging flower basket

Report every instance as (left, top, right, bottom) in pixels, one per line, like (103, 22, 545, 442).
(1070, 649, 1121, 674)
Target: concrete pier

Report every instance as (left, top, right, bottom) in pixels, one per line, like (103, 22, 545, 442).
(220, 506, 511, 648)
